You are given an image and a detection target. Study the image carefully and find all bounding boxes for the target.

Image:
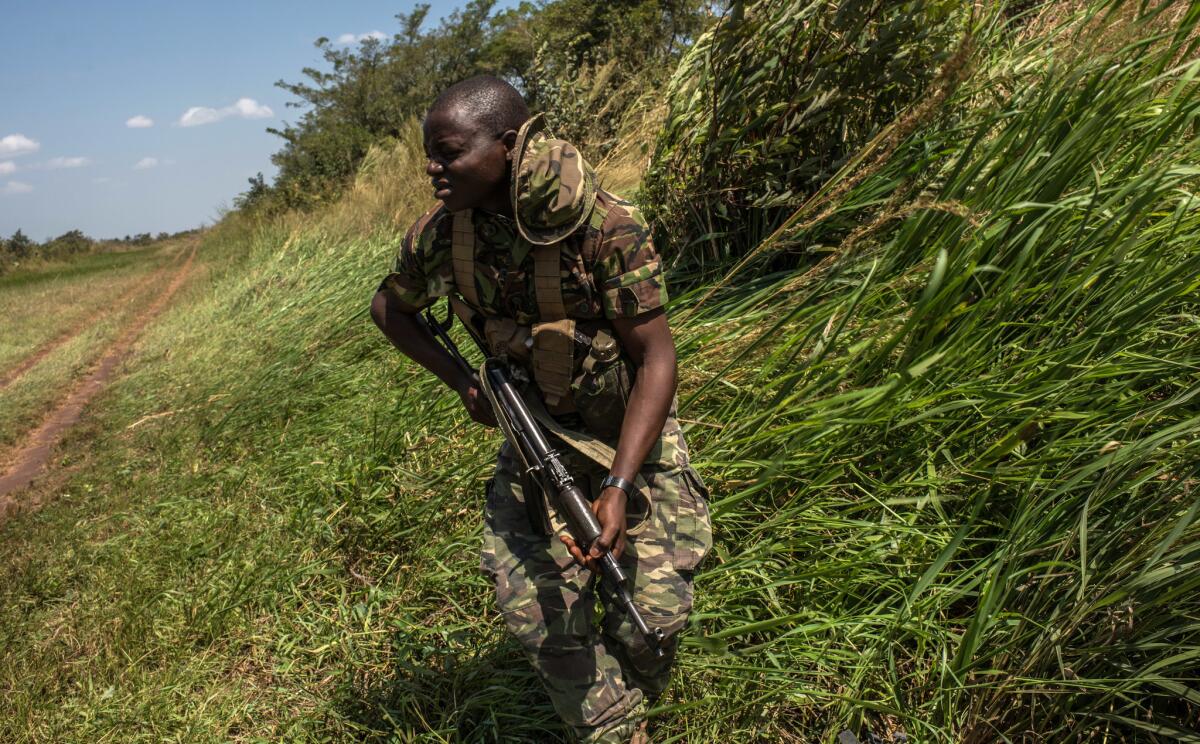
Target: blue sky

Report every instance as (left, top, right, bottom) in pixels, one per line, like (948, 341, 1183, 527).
(0, 0, 492, 241)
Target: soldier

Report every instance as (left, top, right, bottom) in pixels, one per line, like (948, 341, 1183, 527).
(370, 75, 712, 743)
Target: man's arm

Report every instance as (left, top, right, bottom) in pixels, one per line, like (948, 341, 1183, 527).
(561, 307, 677, 569)
(370, 289, 496, 426)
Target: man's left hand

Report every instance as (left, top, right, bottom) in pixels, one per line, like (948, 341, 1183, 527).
(560, 486, 627, 570)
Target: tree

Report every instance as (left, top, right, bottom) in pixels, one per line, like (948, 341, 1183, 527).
(259, 0, 709, 208)
(47, 229, 91, 255)
(7, 229, 35, 259)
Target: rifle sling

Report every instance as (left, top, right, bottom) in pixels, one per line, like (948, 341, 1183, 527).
(477, 360, 652, 537)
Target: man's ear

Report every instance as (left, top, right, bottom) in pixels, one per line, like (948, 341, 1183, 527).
(502, 129, 518, 160)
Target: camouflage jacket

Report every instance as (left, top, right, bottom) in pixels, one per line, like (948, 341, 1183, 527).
(380, 191, 668, 325)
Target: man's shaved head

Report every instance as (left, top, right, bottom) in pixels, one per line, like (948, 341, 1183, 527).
(427, 75, 529, 135)
(422, 76, 528, 214)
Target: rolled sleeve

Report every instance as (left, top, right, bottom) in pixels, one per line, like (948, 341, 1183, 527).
(377, 204, 451, 313)
(601, 257, 668, 318)
(595, 201, 669, 319)
(378, 271, 431, 313)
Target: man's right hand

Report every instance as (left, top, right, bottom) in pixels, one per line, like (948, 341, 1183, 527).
(457, 381, 497, 427)
(371, 290, 498, 428)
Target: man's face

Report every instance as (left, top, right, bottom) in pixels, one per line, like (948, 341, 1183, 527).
(423, 105, 514, 214)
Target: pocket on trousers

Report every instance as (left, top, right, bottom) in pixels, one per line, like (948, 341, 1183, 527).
(480, 477, 498, 579)
(671, 466, 714, 571)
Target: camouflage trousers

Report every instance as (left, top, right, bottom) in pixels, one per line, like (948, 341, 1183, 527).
(480, 419, 713, 743)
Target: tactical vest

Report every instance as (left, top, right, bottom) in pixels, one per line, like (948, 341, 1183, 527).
(448, 209, 633, 442)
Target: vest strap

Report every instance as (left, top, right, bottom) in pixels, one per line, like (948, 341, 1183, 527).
(451, 210, 480, 309)
(532, 318, 576, 408)
(533, 243, 569, 320)
(449, 209, 577, 413)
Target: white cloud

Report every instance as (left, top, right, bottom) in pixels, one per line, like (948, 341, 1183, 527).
(0, 161, 15, 175)
(178, 107, 221, 127)
(133, 157, 159, 170)
(3, 181, 33, 195)
(336, 30, 387, 45)
(46, 156, 90, 169)
(230, 98, 272, 118)
(0, 134, 40, 157)
(177, 97, 273, 127)
(126, 115, 154, 128)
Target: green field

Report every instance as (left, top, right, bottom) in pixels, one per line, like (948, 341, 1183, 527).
(2, 1, 1199, 742)
(0, 247, 168, 369)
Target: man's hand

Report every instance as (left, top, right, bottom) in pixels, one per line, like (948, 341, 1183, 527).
(371, 291, 496, 427)
(560, 486, 627, 570)
(456, 380, 497, 427)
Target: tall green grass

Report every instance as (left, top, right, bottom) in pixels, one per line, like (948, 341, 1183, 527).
(1, 0, 1199, 741)
(643, 0, 966, 270)
(668, 0, 1200, 738)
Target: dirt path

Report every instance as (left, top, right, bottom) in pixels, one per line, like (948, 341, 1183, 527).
(0, 252, 182, 391)
(0, 246, 197, 517)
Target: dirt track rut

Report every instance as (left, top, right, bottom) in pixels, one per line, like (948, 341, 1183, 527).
(0, 246, 197, 517)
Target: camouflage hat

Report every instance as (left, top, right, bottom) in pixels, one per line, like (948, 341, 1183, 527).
(510, 114, 598, 246)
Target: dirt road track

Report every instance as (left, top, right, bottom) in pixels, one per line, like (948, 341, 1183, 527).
(0, 246, 197, 518)
(0, 255, 180, 391)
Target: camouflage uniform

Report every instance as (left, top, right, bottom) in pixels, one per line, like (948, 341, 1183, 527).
(380, 119, 713, 742)
(381, 190, 668, 327)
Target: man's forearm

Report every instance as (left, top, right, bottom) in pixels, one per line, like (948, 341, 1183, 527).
(606, 310, 678, 484)
(371, 290, 470, 394)
(609, 356, 675, 484)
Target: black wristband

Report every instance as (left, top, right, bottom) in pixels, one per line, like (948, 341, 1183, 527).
(601, 474, 636, 499)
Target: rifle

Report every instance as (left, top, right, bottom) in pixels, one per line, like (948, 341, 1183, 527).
(418, 302, 666, 657)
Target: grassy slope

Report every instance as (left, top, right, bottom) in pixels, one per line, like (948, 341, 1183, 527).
(2, 2, 1200, 742)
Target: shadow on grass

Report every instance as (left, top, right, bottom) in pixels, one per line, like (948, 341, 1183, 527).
(334, 631, 569, 743)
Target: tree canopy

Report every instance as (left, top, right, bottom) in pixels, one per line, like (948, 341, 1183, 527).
(259, 0, 711, 210)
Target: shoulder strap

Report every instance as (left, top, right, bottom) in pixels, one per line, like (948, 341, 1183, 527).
(451, 210, 480, 308)
(580, 219, 604, 265)
(533, 243, 568, 321)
